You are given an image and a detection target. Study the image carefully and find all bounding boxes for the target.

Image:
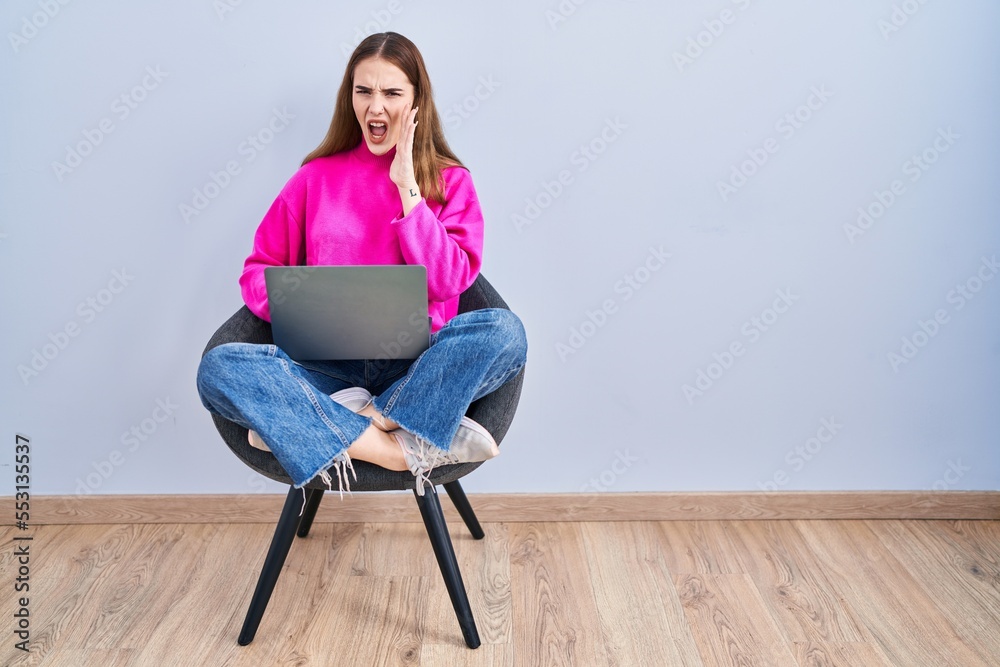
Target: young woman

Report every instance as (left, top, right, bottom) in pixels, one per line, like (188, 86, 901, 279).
(197, 32, 526, 497)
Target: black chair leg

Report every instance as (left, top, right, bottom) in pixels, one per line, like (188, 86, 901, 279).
(413, 486, 481, 649)
(297, 488, 324, 537)
(238, 486, 303, 646)
(443, 480, 485, 540)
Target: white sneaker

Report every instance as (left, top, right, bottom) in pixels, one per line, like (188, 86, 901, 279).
(394, 418, 499, 495)
(247, 387, 375, 452)
(328, 387, 374, 412)
(248, 429, 270, 452)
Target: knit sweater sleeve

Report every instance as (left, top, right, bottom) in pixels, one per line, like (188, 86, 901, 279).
(238, 181, 307, 322)
(392, 166, 484, 302)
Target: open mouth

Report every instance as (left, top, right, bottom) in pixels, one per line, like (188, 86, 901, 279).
(368, 121, 388, 140)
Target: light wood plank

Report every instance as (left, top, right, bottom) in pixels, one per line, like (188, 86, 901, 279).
(904, 520, 1000, 592)
(509, 523, 611, 666)
(17, 525, 153, 657)
(866, 519, 1000, 664)
(129, 523, 269, 665)
(2, 520, 998, 666)
(655, 520, 747, 575)
(421, 642, 512, 666)
(306, 575, 425, 664)
(793, 520, 990, 666)
(676, 573, 799, 666)
(39, 648, 138, 667)
(16, 491, 1000, 525)
(724, 521, 869, 645)
(792, 641, 894, 667)
(79, 524, 210, 650)
(581, 522, 704, 667)
(350, 522, 439, 576)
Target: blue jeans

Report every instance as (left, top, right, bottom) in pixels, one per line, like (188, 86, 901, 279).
(196, 308, 527, 490)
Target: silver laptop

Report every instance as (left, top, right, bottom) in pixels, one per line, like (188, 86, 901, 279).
(264, 265, 429, 361)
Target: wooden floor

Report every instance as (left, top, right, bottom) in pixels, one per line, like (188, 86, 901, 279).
(2, 519, 998, 666)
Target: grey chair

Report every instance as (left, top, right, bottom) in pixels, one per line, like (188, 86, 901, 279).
(202, 274, 524, 649)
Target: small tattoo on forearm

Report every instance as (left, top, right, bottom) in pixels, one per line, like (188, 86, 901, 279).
(409, 188, 418, 197)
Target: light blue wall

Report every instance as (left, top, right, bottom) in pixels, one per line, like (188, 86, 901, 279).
(3, 0, 998, 496)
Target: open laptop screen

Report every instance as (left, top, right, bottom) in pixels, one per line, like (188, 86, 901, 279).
(264, 265, 429, 361)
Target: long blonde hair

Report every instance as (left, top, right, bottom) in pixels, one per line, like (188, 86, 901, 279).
(302, 32, 465, 204)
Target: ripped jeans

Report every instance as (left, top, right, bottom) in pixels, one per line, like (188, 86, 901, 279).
(196, 308, 527, 493)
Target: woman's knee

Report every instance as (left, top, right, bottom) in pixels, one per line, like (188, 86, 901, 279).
(440, 308, 527, 359)
(471, 308, 527, 359)
(496, 309, 527, 355)
(196, 343, 272, 394)
(197, 344, 233, 397)
(200, 342, 247, 372)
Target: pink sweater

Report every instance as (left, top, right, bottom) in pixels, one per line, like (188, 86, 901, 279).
(240, 140, 484, 333)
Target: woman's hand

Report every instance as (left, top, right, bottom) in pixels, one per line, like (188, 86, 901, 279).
(391, 104, 422, 216)
(390, 104, 419, 190)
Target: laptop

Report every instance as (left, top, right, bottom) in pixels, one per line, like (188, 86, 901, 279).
(264, 265, 430, 361)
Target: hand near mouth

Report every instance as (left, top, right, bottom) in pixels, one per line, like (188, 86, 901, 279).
(390, 103, 419, 200)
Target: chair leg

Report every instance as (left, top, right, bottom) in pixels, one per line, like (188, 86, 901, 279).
(443, 480, 485, 540)
(297, 488, 324, 538)
(414, 486, 482, 649)
(238, 486, 303, 646)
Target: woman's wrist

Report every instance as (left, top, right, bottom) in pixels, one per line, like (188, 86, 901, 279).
(399, 183, 421, 216)
(398, 182, 420, 198)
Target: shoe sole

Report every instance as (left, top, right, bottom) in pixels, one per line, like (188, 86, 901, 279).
(329, 387, 373, 412)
